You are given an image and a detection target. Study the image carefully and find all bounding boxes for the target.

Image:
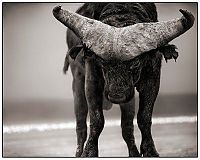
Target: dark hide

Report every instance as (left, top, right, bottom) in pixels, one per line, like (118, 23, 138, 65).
(64, 3, 178, 157)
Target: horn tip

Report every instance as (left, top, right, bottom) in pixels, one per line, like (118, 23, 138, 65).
(53, 5, 62, 14)
(179, 9, 190, 16)
(179, 9, 195, 20)
(179, 9, 195, 28)
(179, 9, 184, 13)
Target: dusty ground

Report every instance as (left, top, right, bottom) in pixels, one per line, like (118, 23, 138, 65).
(3, 122, 197, 157)
(3, 95, 197, 157)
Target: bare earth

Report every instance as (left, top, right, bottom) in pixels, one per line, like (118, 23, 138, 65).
(3, 95, 197, 157)
(3, 122, 197, 157)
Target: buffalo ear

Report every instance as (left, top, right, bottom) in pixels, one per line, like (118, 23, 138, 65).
(68, 45, 83, 60)
(63, 45, 83, 74)
(63, 53, 70, 74)
(159, 44, 179, 62)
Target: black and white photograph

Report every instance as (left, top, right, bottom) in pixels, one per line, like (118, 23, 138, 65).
(2, 2, 197, 157)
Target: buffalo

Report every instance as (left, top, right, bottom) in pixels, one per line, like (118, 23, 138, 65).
(53, 3, 194, 157)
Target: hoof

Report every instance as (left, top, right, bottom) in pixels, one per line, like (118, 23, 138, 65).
(140, 140, 159, 157)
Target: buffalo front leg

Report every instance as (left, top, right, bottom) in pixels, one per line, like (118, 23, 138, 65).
(81, 58, 104, 157)
(72, 73, 88, 157)
(136, 78, 160, 157)
(120, 96, 140, 157)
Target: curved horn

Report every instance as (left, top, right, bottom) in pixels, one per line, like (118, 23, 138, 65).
(53, 6, 114, 57)
(53, 6, 102, 39)
(53, 7, 195, 61)
(119, 9, 195, 60)
(53, 5, 100, 39)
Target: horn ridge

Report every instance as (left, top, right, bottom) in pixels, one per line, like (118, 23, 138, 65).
(53, 6, 195, 61)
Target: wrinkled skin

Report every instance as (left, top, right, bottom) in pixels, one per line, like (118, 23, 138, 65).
(96, 56, 142, 104)
(65, 3, 178, 157)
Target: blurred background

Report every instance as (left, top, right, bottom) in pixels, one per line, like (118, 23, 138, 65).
(3, 3, 197, 157)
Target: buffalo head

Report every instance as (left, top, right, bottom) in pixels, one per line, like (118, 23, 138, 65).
(53, 6, 194, 103)
(95, 55, 143, 103)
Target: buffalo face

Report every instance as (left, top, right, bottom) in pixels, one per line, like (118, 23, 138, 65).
(96, 56, 141, 103)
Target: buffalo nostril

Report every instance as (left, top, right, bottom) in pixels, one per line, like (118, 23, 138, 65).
(109, 84, 129, 94)
(109, 84, 125, 92)
(108, 94, 124, 99)
(108, 94, 126, 104)
(109, 84, 115, 92)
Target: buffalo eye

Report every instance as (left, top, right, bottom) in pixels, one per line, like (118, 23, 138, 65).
(82, 43, 95, 58)
(96, 56, 108, 67)
(130, 60, 140, 70)
(84, 49, 94, 58)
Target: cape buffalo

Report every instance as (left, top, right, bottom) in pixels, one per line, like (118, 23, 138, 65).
(53, 3, 194, 157)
